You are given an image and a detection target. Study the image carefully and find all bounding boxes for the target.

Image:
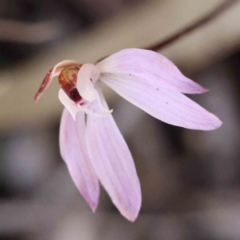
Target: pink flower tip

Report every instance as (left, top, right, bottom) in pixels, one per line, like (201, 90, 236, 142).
(200, 87, 209, 94)
(211, 115, 223, 129)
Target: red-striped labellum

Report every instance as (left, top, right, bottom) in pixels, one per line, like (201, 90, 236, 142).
(58, 65, 83, 104)
(34, 61, 81, 102)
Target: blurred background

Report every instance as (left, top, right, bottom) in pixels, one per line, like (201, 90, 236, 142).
(0, 0, 240, 239)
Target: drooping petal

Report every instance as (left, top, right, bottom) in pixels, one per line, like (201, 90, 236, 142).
(100, 73, 222, 130)
(60, 108, 99, 211)
(34, 60, 79, 101)
(77, 63, 100, 102)
(97, 48, 207, 94)
(85, 89, 141, 222)
(58, 88, 112, 118)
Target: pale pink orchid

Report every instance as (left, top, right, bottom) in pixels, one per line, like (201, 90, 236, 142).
(34, 48, 222, 221)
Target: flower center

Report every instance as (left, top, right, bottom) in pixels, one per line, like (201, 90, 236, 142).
(58, 65, 83, 104)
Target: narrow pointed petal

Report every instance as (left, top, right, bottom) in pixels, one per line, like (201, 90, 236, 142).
(100, 74, 222, 130)
(77, 63, 100, 102)
(60, 108, 100, 211)
(97, 48, 207, 94)
(35, 60, 79, 101)
(85, 92, 141, 221)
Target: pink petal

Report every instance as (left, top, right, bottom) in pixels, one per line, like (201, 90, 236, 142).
(97, 48, 207, 94)
(60, 108, 99, 211)
(100, 73, 222, 130)
(85, 92, 141, 221)
(35, 60, 79, 101)
(59, 88, 112, 118)
(81, 99, 112, 117)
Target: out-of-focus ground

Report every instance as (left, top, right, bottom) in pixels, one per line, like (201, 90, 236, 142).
(0, 0, 240, 239)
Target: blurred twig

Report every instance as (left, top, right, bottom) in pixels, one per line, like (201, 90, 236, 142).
(147, 0, 238, 51)
(96, 0, 238, 63)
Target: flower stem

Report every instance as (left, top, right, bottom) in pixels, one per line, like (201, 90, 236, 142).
(146, 0, 238, 51)
(96, 0, 238, 62)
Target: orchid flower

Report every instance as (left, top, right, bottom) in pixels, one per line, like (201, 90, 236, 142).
(34, 48, 222, 221)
